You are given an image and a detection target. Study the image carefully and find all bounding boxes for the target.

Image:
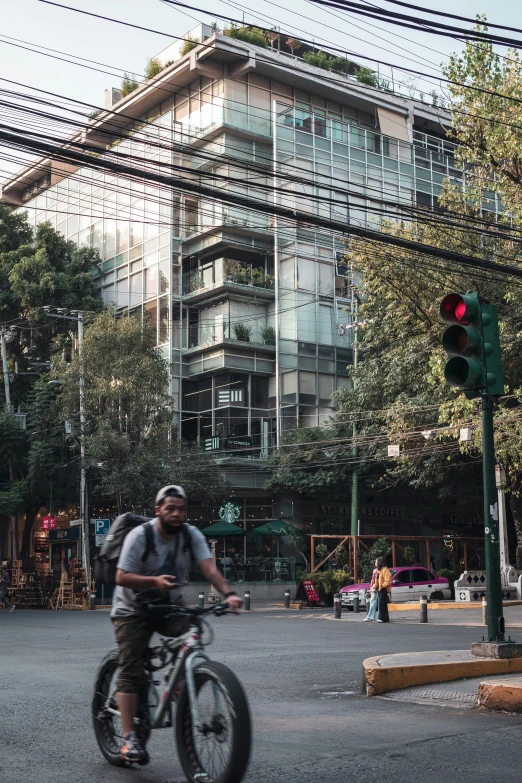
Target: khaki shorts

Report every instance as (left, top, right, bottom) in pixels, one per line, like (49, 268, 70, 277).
(112, 609, 190, 694)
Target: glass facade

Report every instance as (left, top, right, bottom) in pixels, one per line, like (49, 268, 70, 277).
(17, 59, 478, 461)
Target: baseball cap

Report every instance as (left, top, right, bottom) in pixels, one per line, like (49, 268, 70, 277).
(155, 485, 187, 506)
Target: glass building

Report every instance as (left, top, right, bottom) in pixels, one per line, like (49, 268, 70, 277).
(2, 25, 476, 543)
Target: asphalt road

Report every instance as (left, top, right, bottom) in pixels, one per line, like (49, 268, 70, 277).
(1, 608, 521, 783)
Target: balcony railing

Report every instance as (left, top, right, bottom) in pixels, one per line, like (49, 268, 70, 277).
(177, 99, 272, 143)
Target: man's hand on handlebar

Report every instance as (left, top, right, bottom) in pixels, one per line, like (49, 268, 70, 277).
(223, 594, 243, 613)
(155, 575, 180, 592)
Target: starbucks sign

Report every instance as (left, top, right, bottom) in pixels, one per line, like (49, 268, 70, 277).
(219, 501, 241, 525)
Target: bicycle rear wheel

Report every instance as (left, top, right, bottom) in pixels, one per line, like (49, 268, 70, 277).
(92, 650, 150, 766)
(175, 660, 251, 783)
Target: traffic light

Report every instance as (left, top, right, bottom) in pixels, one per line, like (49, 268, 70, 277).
(440, 291, 504, 397)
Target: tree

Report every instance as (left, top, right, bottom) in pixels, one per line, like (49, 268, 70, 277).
(121, 73, 139, 98)
(285, 38, 301, 57)
(355, 67, 378, 87)
(144, 58, 163, 80)
(180, 36, 200, 56)
(0, 212, 102, 557)
(56, 311, 228, 513)
(444, 23, 522, 224)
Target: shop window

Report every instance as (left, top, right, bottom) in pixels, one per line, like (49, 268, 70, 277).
(159, 297, 169, 344)
(281, 371, 297, 404)
(297, 258, 315, 291)
(318, 373, 334, 404)
(145, 265, 158, 299)
(299, 371, 316, 405)
(251, 376, 269, 408)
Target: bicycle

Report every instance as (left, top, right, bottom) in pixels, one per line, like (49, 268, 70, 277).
(92, 603, 252, 783)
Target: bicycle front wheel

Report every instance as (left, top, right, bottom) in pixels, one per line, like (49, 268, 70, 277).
(175, 660, 251, 783)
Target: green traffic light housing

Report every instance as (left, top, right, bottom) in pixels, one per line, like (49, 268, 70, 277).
(439, 291, 504, 397)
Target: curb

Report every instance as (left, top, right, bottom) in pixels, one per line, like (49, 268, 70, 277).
(388, 600, 522, 612)
(478, 677, 522, 712)
(363, 650, 522, 696)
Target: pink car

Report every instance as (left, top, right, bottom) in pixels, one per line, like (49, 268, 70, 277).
(340, 566, 451, 609)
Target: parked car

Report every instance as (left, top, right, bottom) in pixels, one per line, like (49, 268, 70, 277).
(340, 566, 451, 609)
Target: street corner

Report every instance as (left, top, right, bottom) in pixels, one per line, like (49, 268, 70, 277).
(363, 649, 522, 696)
(478, 676, 522, 713)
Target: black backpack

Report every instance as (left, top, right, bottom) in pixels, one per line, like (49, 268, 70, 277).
(93, 513, 194, 586)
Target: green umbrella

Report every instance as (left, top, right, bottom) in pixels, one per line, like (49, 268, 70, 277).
(201, 522, 245, 577)
(201, 522, 245, 536)
(251, 520, 300, 559)
(250, 520, 299, 536)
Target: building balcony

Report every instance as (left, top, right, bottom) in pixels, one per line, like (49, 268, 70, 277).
(182, 274, 275, 305)
(178, 99, 272, 146)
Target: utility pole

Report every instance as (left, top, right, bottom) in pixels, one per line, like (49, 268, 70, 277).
(77, 311, 90, 575)
(43, 308, 89, 574)
(350, 296, 359, 537)
(1, 329, 18, 561)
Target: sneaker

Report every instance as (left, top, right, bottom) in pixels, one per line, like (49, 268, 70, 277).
(377, 619, 384, 623)
(9, 606, 15, 613)
(362, 617, 370, 622)
(120, 732, 149, 765)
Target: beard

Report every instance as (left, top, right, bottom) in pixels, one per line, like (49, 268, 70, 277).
(159, 517, 183, 535)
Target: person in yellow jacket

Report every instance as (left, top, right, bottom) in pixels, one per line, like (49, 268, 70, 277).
(376, 557, 392, 623)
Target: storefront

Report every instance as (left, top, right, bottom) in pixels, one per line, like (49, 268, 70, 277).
(49, 527, 81, 577)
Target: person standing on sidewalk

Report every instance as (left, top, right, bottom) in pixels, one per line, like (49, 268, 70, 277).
(0, 566, 15, 612)
(363, 559, 380, 622)
(376, 557, 391, 623)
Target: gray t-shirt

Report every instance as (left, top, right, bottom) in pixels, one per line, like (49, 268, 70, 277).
(111, 520, 212, 617)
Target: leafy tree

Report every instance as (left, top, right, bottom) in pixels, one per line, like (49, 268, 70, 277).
(180, 36, 200, 56)
(0, 212, 102, 557)
(121, 73, 139, 98)
(444, 22, 522, 224)
(56, 311, 228, 513)
(144, 58, 163, 80)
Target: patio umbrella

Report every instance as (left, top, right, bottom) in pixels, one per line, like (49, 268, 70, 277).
(201, 522, 245, 577)
(250, 520, 300, 559)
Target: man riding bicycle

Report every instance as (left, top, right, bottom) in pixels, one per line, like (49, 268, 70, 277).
(111, 484, 243, 765)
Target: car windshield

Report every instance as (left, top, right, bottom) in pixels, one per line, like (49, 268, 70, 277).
(390, 569, 398, 575)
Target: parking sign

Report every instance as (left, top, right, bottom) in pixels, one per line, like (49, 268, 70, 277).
(94, 519, 110, 547)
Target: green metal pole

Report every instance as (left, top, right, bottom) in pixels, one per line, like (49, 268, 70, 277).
(481, 392, 506, 642)
(350, 298, 359, 537)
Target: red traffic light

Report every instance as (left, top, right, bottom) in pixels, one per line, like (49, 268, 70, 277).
(440, 293, 479, 325)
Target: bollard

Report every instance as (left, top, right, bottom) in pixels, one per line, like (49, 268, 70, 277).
(420, 594, 428, 623)
(244, 590, 251, 610)
(482, 595, 487, 625)
(90, 592, 96, 611)
(353, 594, 360, 614)
(198, 591, 205, 608)
(334, 592, 342, 619)
(284, 589, 290, 609)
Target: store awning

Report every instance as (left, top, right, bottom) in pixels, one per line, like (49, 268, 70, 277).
(250, 520, 300, 536)
(201, 522, 245, 536)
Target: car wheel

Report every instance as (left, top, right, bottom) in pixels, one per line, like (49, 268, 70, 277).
(430, 590, 444, 601)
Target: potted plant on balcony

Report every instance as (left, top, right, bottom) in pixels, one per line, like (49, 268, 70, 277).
(250, 267, 265, 286)
(233, 323, 252, 342)
(261, 325, 276, 345)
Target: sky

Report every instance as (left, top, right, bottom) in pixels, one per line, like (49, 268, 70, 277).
(1, 0, 521, 183)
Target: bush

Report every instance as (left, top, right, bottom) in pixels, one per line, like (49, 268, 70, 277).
(233, 322, 252, 341)
(144, 58, 163, 80)
(261, 325, 276, 345)
(223, 25, 267, 48)
(355, 67, 378, 87)
(331, 56, 352, 74)
(358, 538, 391, 582)
(180, 35, 200, 56)
(303, 50, 333, 71)
(121, 73, 139, 98)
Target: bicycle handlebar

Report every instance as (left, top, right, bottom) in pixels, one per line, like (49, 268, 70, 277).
(145, 602, 232, 618)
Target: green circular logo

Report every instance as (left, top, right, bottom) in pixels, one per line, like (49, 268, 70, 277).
(219, 501, 241, 524)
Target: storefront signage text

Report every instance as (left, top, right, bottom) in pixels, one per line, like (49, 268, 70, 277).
(321, 505, 405, 518)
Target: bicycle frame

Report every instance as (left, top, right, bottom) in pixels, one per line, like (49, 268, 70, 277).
(148, 619, 211, 731)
